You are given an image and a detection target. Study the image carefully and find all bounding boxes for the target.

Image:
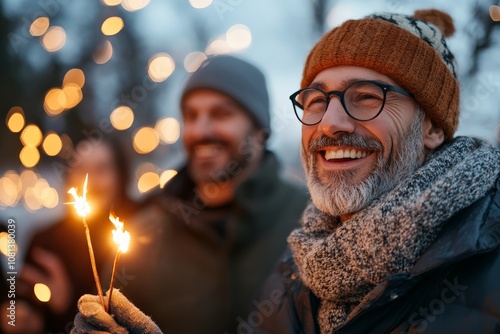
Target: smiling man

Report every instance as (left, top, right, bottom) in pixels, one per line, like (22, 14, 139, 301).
(69, 55, 308, 334)
(254, 9, 500, 334)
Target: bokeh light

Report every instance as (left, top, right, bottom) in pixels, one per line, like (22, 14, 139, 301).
(101, 0, 122, 6)
(205, 38, 231, 55)
(137, 172, 159, 193)
(0, 232, 18, 257)
(44, 88, 66, 116)
(110, 106, 134, 130)
(184, 51, 207, 73)
(29, 17, 50, 36)
(24, 187, 43, 211)
(122, 0, 150, 11)
(226, 24, 252, 50)
(135, 162, 157, 179)
(0, 177, 19, 207)
(20, 124, 43, 147)
(41, 26, 66, 52)
(101, 17, 124, 36)
(93, 40, 113, 64)
(148, 53, 175, 82)
(63, 68, 85, 88)
(155, 117, 180, 144)
(133, 127, 159, 154)
(189, 0, 213, 9)
(41, 187, 59, 208)
(20, 146, 40, 168)
(21, 170, 38, 190)
(160, 169, 177, 188)
(42, 132, 63, 156)
(62, 84, 83, 109)
(6, 106, 25, 133)
(490, 5, 500, 21)
(34, 283, 51, 302)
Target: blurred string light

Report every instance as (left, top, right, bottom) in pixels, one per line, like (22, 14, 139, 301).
(133, 127, 159, 154)
(189, 0, 213, 9)
(19, 146, 40, 168)
(137, 171, 159, 193)
(206, 24, 252, 55)
(226, 24, 252, 50)
(155, 117, 180, 144)
(93, 40, 113, 64)
(58, 134, 74, 158)
(34, 283, 51, 302)
(101, 0, 122, 6)
(206, 38, 231, 55)
(135, 162, 157, 178)
(6, 106, 25, 133)
(63, 68, 85, 88)
(29, 17, 50, 36)
(44, 68, 85, 116)
(21, 124, 43, 147)
(41, 26, 66, 52)
(148, 53, 175, 82)
(110, 106, 134, 130)
(19, 124, 42, 168)
(0, 170, 60, 211)
(183, 51, 207, 73)
(42, 132, 63, 156)
(160, 170, 177, 188)
(0, 232, 18, 257)
(101, 17, 124, 36)
(490, 5, 500, 21)
(121, 0, 150, 12)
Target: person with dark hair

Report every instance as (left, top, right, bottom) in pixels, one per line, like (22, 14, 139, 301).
(70, 55, 309, 334)
(0, 137, 137, 334)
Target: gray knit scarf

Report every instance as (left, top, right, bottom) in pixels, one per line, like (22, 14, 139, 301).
(288, 137, 500, 333)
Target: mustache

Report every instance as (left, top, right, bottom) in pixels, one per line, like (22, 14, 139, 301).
(186, 138, 229, 150)
(308, 133, 383, 152)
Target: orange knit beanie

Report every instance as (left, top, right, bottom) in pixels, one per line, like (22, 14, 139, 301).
(301, 9, 460, 140)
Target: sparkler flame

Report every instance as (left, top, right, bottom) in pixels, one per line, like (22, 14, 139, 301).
(66, 174, 91, 217)
(109, 214, 130, 253)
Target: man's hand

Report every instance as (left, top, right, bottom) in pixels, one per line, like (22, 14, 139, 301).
(71, 289, 162, 334)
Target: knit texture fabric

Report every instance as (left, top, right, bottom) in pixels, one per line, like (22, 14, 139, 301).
(181, 55, 271, 137)
(301, 9, 459, 140)
(288, 137, 500, 333)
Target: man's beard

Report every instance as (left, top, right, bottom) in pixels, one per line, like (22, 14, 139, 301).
(302, 108, 426, 218)
(187, 131, 261, 185)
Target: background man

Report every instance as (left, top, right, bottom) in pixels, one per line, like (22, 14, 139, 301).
(70, 55, 308, 334)
(256, 8, 500, 333)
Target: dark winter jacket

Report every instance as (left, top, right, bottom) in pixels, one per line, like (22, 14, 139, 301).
(120, 152, 308, 334)
(255, 177, 500, 334)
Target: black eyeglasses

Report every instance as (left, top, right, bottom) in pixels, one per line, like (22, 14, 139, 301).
(290, 80, 413, 126)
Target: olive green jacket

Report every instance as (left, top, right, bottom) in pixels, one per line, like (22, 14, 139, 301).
(120, 152, 308, 334)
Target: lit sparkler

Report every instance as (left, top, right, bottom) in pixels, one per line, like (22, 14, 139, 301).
(106, 213, 130, 312)
(66, 174, 105, 308)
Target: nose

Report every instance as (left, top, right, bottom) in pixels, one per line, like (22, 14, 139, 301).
(183, 114, 214, 142)
(317, 96, 356, 137)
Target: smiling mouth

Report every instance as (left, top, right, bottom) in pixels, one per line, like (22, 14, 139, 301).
(321, 148, 372, 161)
(193, 144, 223, 158)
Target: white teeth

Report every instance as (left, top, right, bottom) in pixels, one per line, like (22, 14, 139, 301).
(194, 144, 221, 158)
(324, 149, 369, 161)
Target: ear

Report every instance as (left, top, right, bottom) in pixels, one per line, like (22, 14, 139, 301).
(422, 115, 444, 149)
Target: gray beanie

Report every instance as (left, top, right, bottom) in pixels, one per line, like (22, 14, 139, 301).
(181, 55, 271, 137)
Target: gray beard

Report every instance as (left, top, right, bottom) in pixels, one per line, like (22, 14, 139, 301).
(302, 108, 426, 217)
